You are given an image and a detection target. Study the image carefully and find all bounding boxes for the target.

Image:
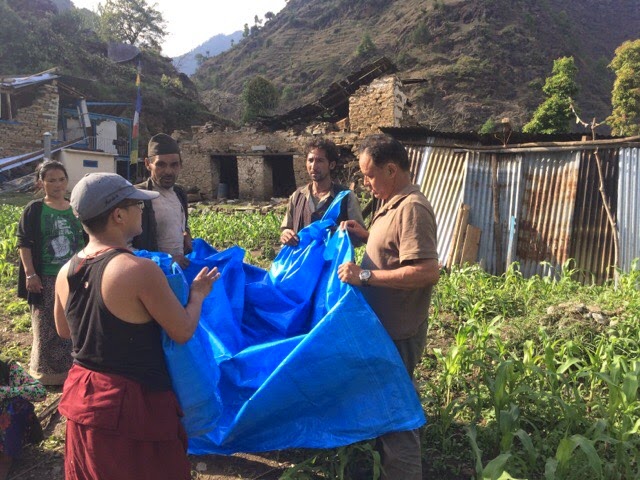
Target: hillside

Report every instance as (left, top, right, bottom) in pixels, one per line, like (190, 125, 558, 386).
(0, 0, 214, 144)
(173, 31, 243, 76)
(194, 0, 640, 131)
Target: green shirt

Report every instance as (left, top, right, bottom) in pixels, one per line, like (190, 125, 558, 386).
(40, 204, 84, 276)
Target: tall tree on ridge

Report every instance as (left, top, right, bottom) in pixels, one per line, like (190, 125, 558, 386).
(98, 0, 166, 50)
(523, 56, 578, 134)
(607, 39, 640, 136)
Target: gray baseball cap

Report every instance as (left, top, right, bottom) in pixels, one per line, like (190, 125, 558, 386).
(70, 172, 159, 221)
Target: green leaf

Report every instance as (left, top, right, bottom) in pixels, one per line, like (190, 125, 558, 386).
(482, 453, 511, 480)
(570, 434, 603, 477)
(557, 357, 582, 374)
(621, 371, 639, 404)
(555, 438, 577, 466)
(544, 458, 558, 480)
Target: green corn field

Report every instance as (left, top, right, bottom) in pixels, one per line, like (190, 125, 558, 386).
(0, 202, 638, 480)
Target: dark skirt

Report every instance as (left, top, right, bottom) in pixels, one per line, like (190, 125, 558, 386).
(59, 365, 190, 480)
(29, 275, 73, 385)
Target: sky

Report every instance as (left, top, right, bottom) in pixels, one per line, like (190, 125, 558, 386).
(71, 0, 288, 57)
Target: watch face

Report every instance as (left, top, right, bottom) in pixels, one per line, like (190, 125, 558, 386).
(359, 270, 371, 282)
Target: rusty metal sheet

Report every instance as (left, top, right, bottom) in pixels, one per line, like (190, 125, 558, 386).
(463, 152, 525, 274)
(568, 148, 618, 284)
(517, 151, 581, 279)
(618, 147, 640, 273)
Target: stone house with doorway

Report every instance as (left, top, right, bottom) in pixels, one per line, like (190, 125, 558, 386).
(178, 59, 409, 201)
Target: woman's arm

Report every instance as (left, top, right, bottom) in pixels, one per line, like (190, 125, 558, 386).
(19, 247, 43, 294)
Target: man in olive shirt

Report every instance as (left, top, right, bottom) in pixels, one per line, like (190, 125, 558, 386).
(338, 134, 439, 480)
(280, 138, 364, 246)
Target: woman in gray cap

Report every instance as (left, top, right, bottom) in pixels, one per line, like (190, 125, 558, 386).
(53, 173, 219, 480)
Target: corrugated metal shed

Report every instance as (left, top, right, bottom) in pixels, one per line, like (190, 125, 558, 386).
(570, 149, 618, 284)
(618, 147, 640, 272)
(388, 130, 640, 284)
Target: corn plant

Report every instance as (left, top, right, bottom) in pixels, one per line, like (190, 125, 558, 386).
(0, 204, 21, 285)
(281, 442, 381, 480)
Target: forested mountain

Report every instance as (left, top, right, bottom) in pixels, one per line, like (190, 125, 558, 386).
(194, 0, 640, 131)
(2, 0, 637, 134)
(0, 0, 212, 139)
(172, 31, 243, 76)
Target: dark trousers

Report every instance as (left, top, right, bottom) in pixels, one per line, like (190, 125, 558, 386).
(377, 320, 428, 480)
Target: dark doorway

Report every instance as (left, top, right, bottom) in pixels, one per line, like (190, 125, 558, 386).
(212, 155, 239, 199)
(268, 155, 296, 198)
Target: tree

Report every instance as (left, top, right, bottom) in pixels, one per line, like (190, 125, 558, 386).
(243, 23, 249, 38)
(523, 56, 578, 134)
(478, 118, 496, 134)
(241, 75, 280, 123)
(356, 32, 376, 58)
(98, 0, 166, 50)
(607, 39, 640, 136)
(265, 11, 275, 21)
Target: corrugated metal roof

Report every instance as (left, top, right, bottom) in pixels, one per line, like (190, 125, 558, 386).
(618, 147, 640, 272)
(0, 73, 59, 90)
(0, 138, 84, 173)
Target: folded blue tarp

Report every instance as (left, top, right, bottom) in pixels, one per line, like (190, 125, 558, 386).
(144, 192, 426, 454)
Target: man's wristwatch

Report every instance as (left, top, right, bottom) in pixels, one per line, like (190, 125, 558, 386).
(359, 269, 372, 286)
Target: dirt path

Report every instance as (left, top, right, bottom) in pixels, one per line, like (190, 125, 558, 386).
(11, 403, 294, 480)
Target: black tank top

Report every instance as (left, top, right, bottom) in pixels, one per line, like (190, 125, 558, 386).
(65, 249, 171, 391)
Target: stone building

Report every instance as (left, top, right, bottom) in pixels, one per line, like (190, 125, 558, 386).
(179, 61, 410, 201)
(0, 74, 61, 158)
(1, 71, 137, 186)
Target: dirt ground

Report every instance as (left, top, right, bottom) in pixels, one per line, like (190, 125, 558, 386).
(1, 320, 304, 480)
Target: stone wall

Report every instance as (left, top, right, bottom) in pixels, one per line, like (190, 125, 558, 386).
(179, 75, 407, 200)
(182, 128, 310, 199)
(0, 83, 59, 157)
(237, 155, 273, 199)
(348, 75, 406, 138)
(178, 140, 213, 197)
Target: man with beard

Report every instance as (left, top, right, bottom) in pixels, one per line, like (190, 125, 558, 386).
(133, 133, 192, 268)
(280, 138, 364, 247)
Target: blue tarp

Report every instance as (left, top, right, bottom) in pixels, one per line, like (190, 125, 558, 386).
(143, 192, 426, 454)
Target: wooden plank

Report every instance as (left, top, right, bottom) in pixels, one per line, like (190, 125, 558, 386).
(460, 225, 482, 265)
(450, 204, 470, 267)
(446, 203, 467, 268)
